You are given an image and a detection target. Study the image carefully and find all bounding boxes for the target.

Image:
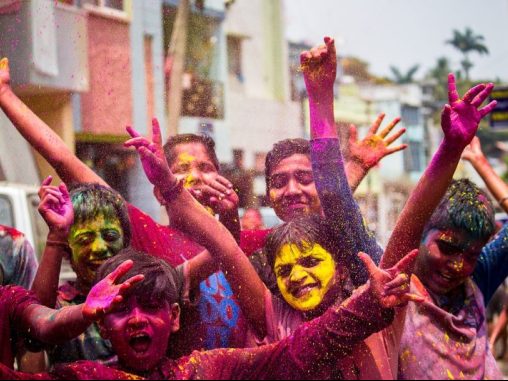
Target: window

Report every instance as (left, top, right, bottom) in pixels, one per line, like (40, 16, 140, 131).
(0, 196, 13, 227)
(401, 105, 420, 126)
(227, 35, 243, 82)
(403, 140, 423, 173)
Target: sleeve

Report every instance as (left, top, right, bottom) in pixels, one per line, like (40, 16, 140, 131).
(311, 138, 383, 286)
(473, 223, 508, 304)
(11, 237, 39, 289)
(178, 285, 394, 380)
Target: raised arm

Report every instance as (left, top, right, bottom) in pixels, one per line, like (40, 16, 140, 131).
(347, 115, 407, 193)
(23, 260, 143, 345)
(301, 37, 382, 285)
(31, 177, 74, 307)
(381, 75, 497, 268)
(0, 58, 106, 186)
(463, 136, 508, 213)
(125, 119, 270, 338)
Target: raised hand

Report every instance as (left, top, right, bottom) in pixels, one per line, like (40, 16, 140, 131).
(82, 260, 144, 321)
(300, 36, 336, 100)
(38, 176, 74, 237)
(124, 118, 175, 189)
(189, 175, 239, 215)
(0, 58, 11, 95)
(359, 250, 423, 308)
(442, 74, 497, 150)
(349, 113, 407, 170)
(461, 136, 486, 163)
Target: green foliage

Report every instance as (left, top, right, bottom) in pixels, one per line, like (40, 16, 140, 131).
(389, 65, 420, 84)
(446, 27, 489, 80)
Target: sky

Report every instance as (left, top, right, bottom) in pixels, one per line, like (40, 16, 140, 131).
(284, 0, 508, 82)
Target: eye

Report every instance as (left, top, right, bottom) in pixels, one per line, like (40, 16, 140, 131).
(173, 164, 190, 174)
(299, 256, 321, 268)
(102, 230, 121, 242)
(436, 241, 457, 256)
(295, 172, 314, 186)
(76, 234, 94, 245)
(270, 175, 288, 190)
(277, 265, 292, 278)
(199, 162, 216, 173)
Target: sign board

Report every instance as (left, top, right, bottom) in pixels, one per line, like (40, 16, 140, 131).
(490, 86, 508, 129)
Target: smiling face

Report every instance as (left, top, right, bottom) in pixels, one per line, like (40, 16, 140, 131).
(100, 296, 180, 373)
(268, 154, 322, 222)
(169, 142, 219, 191)
(415, 229, 487, 296)
(274, 242, 337, 311)
(68, 214, 124, 290)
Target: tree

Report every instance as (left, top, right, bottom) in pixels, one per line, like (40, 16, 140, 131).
(446, 27, 489, 81)
(389, 65, 420, 84)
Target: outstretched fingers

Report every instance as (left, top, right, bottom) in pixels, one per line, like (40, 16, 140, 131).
(369, 113, 386, 136)
(384, 127, 406, 145)
(107, 260, 134, 283)
(479, 100, 498, 118)
(379, 117, 401, 139)
(448, 73, 459, 104)
(151, 118, 162, 146)
(462, 84, 486, 104)
(471, 83, 494, 107)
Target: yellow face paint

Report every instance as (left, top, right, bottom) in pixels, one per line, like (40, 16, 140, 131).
(275, 242, 336, 311)
(175, 152, 197, 189)
(0, 58, 8, 71)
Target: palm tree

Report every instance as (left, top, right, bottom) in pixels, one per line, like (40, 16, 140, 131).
(446, 27, 489, 81)
(390, 65, 420, 84)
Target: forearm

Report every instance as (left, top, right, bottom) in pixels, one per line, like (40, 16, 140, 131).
(219, 211, 241, 243)
(23, 304, 91, 345)
(471, 157, 508, 213)
(382, 140, 463, 268)
(309, 91, 336, 140)
(0, 88, 106, 185)
(31, 233, 66, 307)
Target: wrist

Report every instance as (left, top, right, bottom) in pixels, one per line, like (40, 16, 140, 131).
(440, 139, 466, 158)
(47, 230, 69, 242)
(81, 305, 95, 324)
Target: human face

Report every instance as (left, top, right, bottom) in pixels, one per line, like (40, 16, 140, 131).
(169, 142, 218, 191)
(275, 243, 337, 311)
(415, 229, 486, 296)
(101, 296, 180, 373)
(68, 214, 124, 290)
(268, 154, 322, 222)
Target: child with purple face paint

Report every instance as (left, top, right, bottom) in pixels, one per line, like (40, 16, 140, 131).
(0, 259, 144, 370)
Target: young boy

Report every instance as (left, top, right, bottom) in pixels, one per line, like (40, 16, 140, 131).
(0, 246, 417, 380)
(399, 179, 503, 379)
(0, 259, 143, 369)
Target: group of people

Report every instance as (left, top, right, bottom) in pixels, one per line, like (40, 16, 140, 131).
(0, 36, 506, 380)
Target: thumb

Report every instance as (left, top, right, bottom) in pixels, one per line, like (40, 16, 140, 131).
(441, 104, 452, 132)
(358, 252, 378, 279)
(394, 249, 419, 274)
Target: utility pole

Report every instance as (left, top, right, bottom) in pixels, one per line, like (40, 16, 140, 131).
(166, 0, 190, 137)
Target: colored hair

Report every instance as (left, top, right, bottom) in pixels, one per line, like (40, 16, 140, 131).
(265, 139, 311, 194)
(423, 179, 495, 243)
(264, 215, 336, 270)
(95, 248, 180, 305)
(163, 134, 220, 171)
(69, 183, 131, 247)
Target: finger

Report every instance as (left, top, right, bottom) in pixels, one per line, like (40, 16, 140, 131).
(384, 127, 406, 145)
(369, 113, 386, 135)
(126, 126, 142, 138)
(324, 36, 336, 57)
(386, 144, 408, 155)
(379, 117, 401, 138)
(200, 185, 225, 200)
(215, 175, 233, 189)
(358, 252, 378, 278)
(448, 73, 459, 104)
(208, 180, 231, 195)
(38, 185, 60, 198)
(120, 274, 145, 291)
(152, 118, 162, 146)
(42, 194, 60, 207)
(107, 260, 134, 283)
(384, 273, 409, 290)
(0, 58, 9, 71)
(471, 83, 494, 107)
(402, 293, 425, 304)
(441, 104, 452, 131)
(348, 124, 358, 144)
(394, 249, 419, 273)
(463, 84, 486, 104)
(479, 100, 498, 118)
(41, 176, 53, 187)
(300, 51, 312, 66)
(59, 183, 71, 202)
(43, 189, 66, 205)
(124, 137, 151, 148)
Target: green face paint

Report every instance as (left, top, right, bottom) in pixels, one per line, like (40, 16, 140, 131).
(68, 214, 124, 291)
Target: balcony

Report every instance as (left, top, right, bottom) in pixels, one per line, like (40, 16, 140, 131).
(0, 1, 89, 94)
(182, 75, 224, 119)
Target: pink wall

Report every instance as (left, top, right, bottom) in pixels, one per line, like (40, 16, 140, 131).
(81, 14, 132, 135)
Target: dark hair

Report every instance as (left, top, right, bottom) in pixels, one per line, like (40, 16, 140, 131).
(69, 183, 131, 247)
(265, 139, 310, 194)
(423, 179, 495, 243)
(163, 134, 220, 171)
(264, 215, 335, 270)
(95, 248, 180, 305)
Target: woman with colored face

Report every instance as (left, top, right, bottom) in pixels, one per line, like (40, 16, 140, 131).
(32, 180, 131, 366)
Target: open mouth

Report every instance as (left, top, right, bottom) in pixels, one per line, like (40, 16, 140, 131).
(128, 332, 152, 353)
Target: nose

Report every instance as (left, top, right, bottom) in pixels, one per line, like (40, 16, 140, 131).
(90, 237, 108, 257)
(127, 307, 148, 329)
(285, 178, 303, 196)
(289, 266, 308, 284)
(185, 167, 204, 188)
